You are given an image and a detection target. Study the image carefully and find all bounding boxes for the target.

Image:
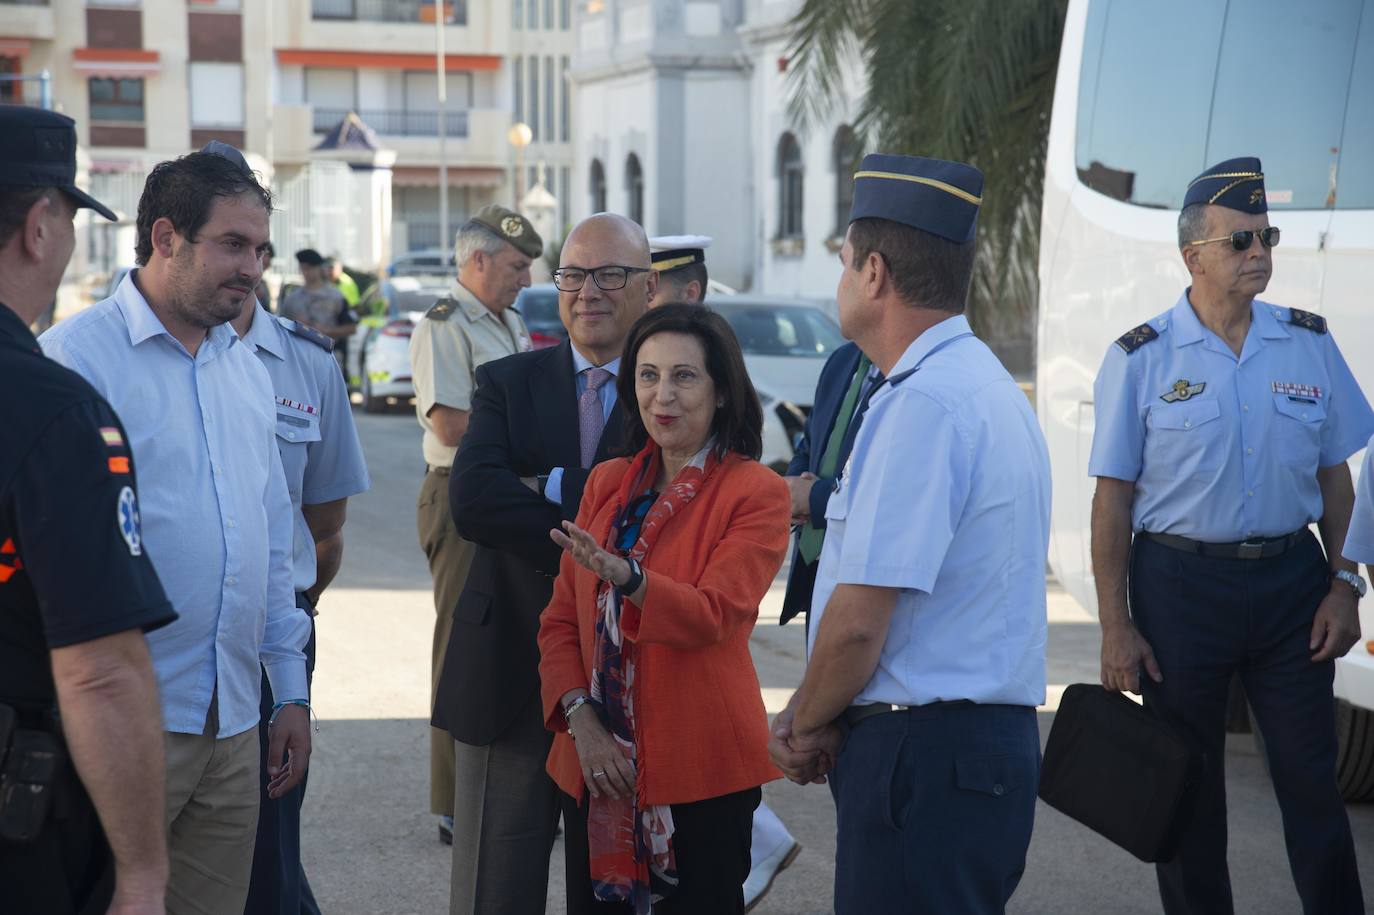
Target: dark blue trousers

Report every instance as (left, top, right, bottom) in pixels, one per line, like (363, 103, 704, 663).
(1130, 531, 1362, 915)
(829, 702, 1039, 915)
(244, 595, 320, 915)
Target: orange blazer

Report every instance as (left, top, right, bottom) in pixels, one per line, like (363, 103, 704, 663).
(538, 452, 790, 807)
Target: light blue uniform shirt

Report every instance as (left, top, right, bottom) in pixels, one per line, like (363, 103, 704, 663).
(1089, 293, 1374, 542)
(543, 351, 621, 505)
(40, 272, 310, 737)
(242, 304, 371, 592)
(1344, 434, 1374, 565)
(808, 316, 1050, 707)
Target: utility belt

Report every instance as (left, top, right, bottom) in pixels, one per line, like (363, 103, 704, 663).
(0, 700, 68, 843)
(1138, 529, 1308, 561)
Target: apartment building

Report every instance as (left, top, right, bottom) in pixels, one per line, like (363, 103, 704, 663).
(0, 0, 575, 284)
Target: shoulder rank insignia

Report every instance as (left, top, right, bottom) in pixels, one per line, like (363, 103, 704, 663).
(425, 299, 455, 321)
(278, 318, 334, 352)
(1160, 379, 1205, 403)
(1114, 323, 1159, 354)
(1286, 308, 1327, 334)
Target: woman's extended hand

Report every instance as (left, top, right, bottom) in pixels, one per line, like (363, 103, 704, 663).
(550, 521, 630, 585)
(569, 706, 637, 799)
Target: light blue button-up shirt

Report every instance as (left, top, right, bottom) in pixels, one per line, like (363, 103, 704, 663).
(40, 272, 309, 737)
(1344, 434, 1374, 566)
(809, 315, 1050, 708)
(543, 350, 621, 505)
(242, 304, 370, 592)
(1089, 293, 1374, 542)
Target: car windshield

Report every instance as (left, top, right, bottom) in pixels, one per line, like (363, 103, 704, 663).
(516, 286, 563, 331)
(712, 303, 843, 357)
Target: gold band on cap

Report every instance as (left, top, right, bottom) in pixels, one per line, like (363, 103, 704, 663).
(652, 254, 697, 272)
(1206, 176, 1263, 205)
(1186, 170, 1263, 190)
(852, 170, 982, 206)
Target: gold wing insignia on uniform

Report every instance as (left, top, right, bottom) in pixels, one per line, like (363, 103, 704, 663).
(1114, 323, 1159, 354)
(425, 299, 455, 321)
(1286, 308, 1327, 334)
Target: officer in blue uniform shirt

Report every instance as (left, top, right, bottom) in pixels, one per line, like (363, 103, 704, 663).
(770, 154, 1052, 915)
(204, 141, 372, 915)
(1090, 157, 1374, 915)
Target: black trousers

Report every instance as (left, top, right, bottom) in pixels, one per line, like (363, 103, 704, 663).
(245, 594, 319, 915)
(560, 785, 760, 915)
(1130, 531, 1362, 915)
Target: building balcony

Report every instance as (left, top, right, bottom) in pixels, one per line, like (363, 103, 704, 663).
(311, 106, 468, 138)
(275, 103, 511, 166)
(0, 0, 55, 41)
(310, 0, 466, 25)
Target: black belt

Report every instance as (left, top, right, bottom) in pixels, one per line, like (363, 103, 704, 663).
(426, 464, 451, 475)
(841, 700, 972, 729)
(1139, 529, 1306, 560)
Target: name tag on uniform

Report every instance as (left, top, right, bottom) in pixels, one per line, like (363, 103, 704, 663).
(1272, 381, 1322, 400)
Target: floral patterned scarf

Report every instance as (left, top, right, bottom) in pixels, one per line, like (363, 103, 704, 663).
(587, 438, 720, 913)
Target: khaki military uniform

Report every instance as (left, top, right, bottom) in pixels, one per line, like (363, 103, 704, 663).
(410, 280, 530, 817)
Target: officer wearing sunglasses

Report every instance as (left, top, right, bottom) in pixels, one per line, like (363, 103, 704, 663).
(1088, 157, 1374, 914)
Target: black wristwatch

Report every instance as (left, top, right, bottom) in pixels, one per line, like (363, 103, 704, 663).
(618, 557, 644, 596)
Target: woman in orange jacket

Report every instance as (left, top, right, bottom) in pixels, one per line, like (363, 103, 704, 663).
(538, 304, 790, 914)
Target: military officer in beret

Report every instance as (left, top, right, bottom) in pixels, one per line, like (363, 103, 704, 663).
(410, 204, 541, 843)
(1091, 157, 1374, 914)
(771, 154, 1051, 914)
(647, 235, 711, 307)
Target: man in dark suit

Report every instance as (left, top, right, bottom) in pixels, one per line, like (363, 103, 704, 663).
(433, 212, 655, 915)
(779, 340, 870, 625)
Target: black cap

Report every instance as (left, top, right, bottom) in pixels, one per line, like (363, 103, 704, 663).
(295, 248, 325, 266)
(0, 106, 117, 221)
(200, 139, 253, 177)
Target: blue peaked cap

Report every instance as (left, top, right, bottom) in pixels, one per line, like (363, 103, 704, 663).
(1183, 157, 1267, 214)
(849, 153, 984, 243)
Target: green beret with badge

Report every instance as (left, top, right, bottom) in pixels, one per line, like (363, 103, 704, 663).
(470, 204, 543, 260)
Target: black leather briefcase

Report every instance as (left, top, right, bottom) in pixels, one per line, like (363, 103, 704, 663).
(1038, 683, 1200, 863)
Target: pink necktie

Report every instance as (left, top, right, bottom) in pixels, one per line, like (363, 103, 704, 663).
(579, 367, 613, 468)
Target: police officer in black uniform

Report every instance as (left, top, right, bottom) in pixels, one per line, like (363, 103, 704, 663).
(0, 106, 177, 914)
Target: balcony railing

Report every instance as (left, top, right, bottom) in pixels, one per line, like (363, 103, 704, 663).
(312, 107, 469, 138)
(311, 0, 467, 25)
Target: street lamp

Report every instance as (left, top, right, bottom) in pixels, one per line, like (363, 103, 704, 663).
(508, 121, 533, 208)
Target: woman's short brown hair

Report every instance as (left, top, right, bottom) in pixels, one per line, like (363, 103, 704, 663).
(616, 302, 764, 461)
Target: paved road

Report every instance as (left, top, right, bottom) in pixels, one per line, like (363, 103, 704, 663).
(301, 406, 1374, 913)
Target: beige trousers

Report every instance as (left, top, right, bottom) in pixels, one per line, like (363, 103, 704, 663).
(164, 695, 260, 915)
(418, 466, 476, 816)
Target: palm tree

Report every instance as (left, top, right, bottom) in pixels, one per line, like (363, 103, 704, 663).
(784, 0, 1067, 350)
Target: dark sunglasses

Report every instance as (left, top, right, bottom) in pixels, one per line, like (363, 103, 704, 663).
(1187, 226, 1281, 251)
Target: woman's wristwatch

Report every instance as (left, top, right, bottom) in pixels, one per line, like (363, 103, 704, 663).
(617, 557, 644, 596)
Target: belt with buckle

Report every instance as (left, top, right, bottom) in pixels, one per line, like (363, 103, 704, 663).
(426, 464, 451, 475)
(841, 699, 972, 729)
(1140, 530, 1306, 560)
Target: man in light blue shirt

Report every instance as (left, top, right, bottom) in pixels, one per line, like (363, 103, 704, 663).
(40, 151, 311, 915)
(1090, 158, 1372, 913)
(771, 155, 1050, 915)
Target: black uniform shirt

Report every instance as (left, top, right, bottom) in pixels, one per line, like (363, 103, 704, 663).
(0, 302, 175, 709)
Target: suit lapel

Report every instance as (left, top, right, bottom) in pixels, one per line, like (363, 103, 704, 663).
(530, 341, 581, 468)
(593, 389, 629, 464)
(811, 345, 864, 474)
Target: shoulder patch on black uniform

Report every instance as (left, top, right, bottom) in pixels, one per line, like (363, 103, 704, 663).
(1287, 308, 1327, 334)
(1114, 323, 1159, 354)
(276, 317, 334, 352)
(425, 298, 456, 321)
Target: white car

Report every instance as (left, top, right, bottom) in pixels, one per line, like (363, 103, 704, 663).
(357, 274, 451, 412)
(706, 295, 846, 471)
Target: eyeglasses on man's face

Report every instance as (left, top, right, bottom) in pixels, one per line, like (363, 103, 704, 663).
(552, 265, 652, 292)
(1187, 226, 1281, 252)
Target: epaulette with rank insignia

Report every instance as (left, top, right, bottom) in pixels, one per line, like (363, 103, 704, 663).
(1114, 323, 1159, 354)
(425, 298, 456, 321)
(1286, 308, 1327, 334)
(276, 317, 334, 352)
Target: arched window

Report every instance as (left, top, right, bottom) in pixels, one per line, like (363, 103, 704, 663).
(832, 124, 861, 237)
(777, 132, 804, 240)
(625, 153, 644, 225)
(589, 158, 606, 213)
